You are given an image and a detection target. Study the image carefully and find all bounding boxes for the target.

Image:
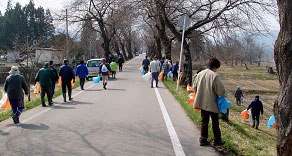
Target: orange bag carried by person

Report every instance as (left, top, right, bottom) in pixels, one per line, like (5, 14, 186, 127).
(33, 82, 41, 95)
(187, 84, 194, 92)
(58, 77, 62, 87)
(71, 78, 76, 87)
(241, 110, 251, 122)
(138, 67, 142, 72)
(0, 93, 11, 109)
(159, 72, 163, 80)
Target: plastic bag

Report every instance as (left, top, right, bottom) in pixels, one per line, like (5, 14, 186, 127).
(217, 96, 232, 114)
(142, 72, 151, 82)
(241, 97, 244, 103)
(267, 115, 276, 128)
(141, 68, 146, 75)
(33, 82, 41, 95)
(93, 76, 101, 84)
(138, 67, 142, 72)
(31, 86, 36, 90)
(159, 72, 163, 80)
(187, 84, 194, 92)
(241, 109, 251, 122)
(167, 71, 171, 78)
(188, 93, 196, 108)
(71, 78, 76, 87)
(0, 92, 11, 109)
(58, 77, 62, 87)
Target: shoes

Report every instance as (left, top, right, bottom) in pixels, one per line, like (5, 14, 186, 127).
(213, 141, 226, 146)
(69, 98, 73, 101)
(200, 140, 210, 146)
(151, 86, 153, 88)
(156, 85, 158, 88)
(42, 104, 47, 107)
(252, 123, 255, 128)
(49, 103, 53, 106)
(256, 126, 258, 129)
(12, 115, 17, 124)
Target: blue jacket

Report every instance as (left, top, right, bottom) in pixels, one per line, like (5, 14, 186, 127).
(75, 64, 89, 78)
(99, 63, 112, 76)
(59, 65, 75, 82)
(172, 63, 179, 73)
(142, 59, 150, 67)
(247, 98, 264, 116)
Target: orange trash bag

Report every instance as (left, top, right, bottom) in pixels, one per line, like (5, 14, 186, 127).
(0, 93, 11, 109)
(33, 82, 41, 95)
(138, 67, 142, 72)
(188, 93, 196, 108)
(241, 110, 251, 122)
(58, 77, 62, 87)
(71, 78, 76, 87)
(187, 84, 194, 92)
(159, 72, 163, 80)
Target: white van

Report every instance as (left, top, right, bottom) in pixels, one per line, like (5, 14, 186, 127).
(86, 59, 102, 80)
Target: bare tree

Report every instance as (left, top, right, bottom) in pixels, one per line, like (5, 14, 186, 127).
(274, 0, 292, 155)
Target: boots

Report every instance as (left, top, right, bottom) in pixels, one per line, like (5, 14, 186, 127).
(63, 93, 66, 102)
(252, 122, 255, 128)
(103, 83, 107, 90)
(12, 111, 21, 124)
(68, 92, 73, 101)
(41, 97, 46, 107)
(48, 97, 53, 106)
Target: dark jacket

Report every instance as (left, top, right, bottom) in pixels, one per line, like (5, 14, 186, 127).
(99, 63, 112, 76)
(118, 57, 124, 65)
(172, 63, 179, 73)
(162, 63, 170, 73)
(4, 75, 28, 100)
(59, 65, 75, 82)
(247, 98, 264, 116)
(51, 67, 59, 84)
(142, 59, 150, 67)
(35, 66, 56, 87)
(75, 64, 89, 79)
(235, 88, 243, 98)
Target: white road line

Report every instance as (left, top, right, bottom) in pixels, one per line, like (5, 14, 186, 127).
(154, 88, 186, 156)
(0, 83, 96, 135)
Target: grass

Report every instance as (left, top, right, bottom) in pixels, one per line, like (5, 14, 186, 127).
(0, 78, 81, 122)
(163, 64, 278, 156)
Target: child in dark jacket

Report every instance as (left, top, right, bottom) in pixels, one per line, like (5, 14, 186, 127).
(247, 95, 264, 129)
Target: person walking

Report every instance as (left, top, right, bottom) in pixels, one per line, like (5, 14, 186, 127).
(75, 60, 89, 90)
(234, 86, 244, 106)
(108, 54, 114, 64)
(172, 62, 179, 81)
(49, 61, 59, 100)
(110, 60, 118, 78)
(35, 62, 56, 107)
(4, 66, 28, 124)
(142, 56, 150, 74)
(247, 95, 264, 129)
(99, 58, 112, 89)
(59, 59, 75, 102)
(161, 59, 170, 81)
(193, 57, 227, 146)
(149, 56, 161, 88)
(118, 55, 124, 72)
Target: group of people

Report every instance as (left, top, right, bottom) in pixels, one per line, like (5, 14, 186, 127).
(3, 54, 124, 124)
(142, 56, 179, 88)
(193, 57, 264, 146)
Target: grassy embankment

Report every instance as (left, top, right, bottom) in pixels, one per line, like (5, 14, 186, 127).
(163, 65, 278, 156)
(0, 79, 81, 122)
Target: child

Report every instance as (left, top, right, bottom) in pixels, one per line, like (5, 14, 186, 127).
(110, 60, 118, 78)
(247, 95, 264, 129)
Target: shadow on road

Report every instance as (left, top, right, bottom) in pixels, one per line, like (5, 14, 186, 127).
(84, 89, 104, 92)
(18, 123, 49, 130)
(105, 88, 126, 91)
(0, 130, 9, 135)
(51, 105, 76, 109)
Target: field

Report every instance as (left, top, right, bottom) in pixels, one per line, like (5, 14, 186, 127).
(164, 64, 279, 156)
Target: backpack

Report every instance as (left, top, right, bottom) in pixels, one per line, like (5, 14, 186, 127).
(101, 64, 109, 72)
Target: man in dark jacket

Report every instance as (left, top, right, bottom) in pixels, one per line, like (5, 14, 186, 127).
(35, 62, 56, 107)
(142, 56, 150, 74)
(172, 62, 179, 81)
(247, 95, 264, 129)
(75, 60, 88, 90)
(49, 61, 59, 99)
(4, 66, 28, 124)
(118, 55, 124, 72)
(234, 86, 244, 106)
(59, 59, 75, 102)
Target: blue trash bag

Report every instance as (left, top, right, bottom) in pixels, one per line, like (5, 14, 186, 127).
(267, 115, 276, 128)
(93, 76, 101, 84)
(217, 96, 232, 114)
(31, 86, 36, 90)
(141, 68, 146, 75)
(167, 71, 172, 78)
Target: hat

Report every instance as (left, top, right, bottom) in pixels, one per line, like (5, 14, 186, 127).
(255, 95, 259, 99)
(237, 86, 240, 88)
(154, 56, 158, 59)
(9, 66, 20, 76)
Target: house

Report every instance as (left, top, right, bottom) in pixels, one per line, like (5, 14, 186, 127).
(35, 48, 64, 64)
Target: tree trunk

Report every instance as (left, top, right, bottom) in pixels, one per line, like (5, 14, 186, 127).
(120, 41, 128, 61)
(155, 36, 162, 59)
(114, 40, 121, 56)
(164, 39, 172, 60)
(274, 0, 292, 155)
(181, 41, 192, 85)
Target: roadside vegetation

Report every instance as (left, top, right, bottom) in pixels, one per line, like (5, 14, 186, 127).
(163, 65, 278, 156)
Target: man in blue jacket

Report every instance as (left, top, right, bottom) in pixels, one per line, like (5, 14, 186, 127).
(99, 58, 112, 89)
(142, 56, 150, 74)
(59, 59, 75, 102)
(75, 60, 88, 90)
(247, 95, 264, 129)
(172, 62, 179, 81)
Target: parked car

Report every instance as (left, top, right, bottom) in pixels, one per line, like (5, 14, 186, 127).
(86, 58, 102, 80)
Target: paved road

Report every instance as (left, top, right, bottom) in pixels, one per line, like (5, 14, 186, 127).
(0, 55, 218, 156)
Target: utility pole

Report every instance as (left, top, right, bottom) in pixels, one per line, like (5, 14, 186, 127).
(26, 36, 31, 101)
(66, 9, 69, 59)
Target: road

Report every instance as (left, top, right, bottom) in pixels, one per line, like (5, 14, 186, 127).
(0, 55, 218, 156)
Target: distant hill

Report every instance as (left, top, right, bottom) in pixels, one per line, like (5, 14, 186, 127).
(253, 30, 279, 57)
